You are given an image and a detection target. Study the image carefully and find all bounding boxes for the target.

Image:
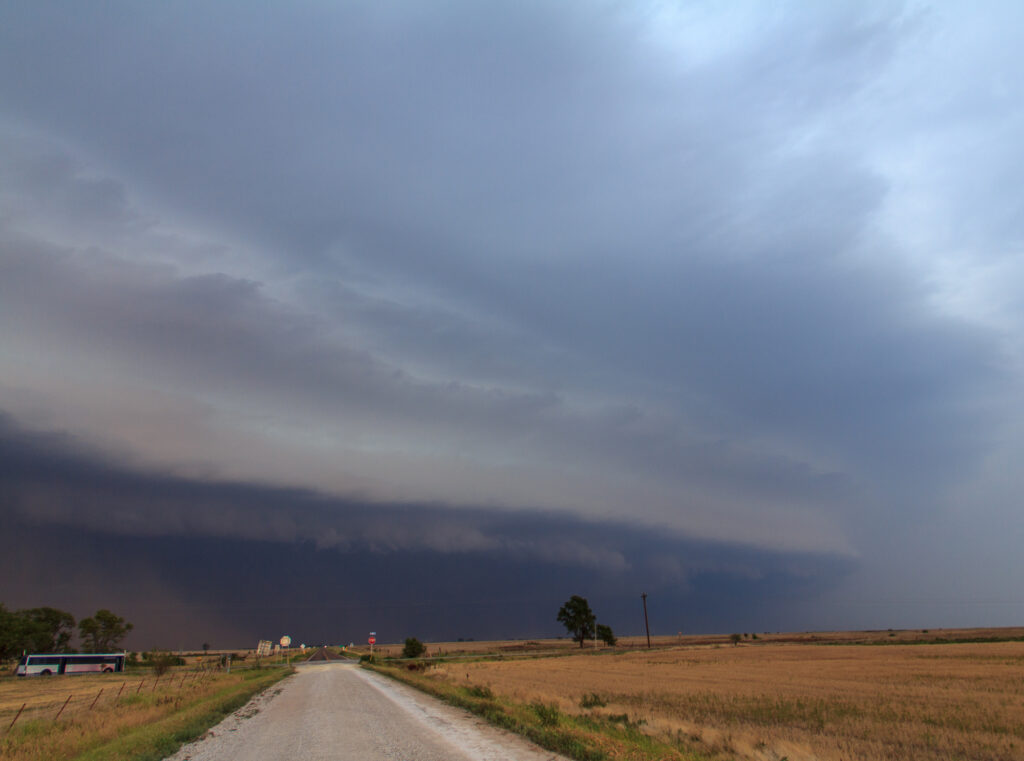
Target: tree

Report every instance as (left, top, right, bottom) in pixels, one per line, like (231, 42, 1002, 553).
(0, 603, 26, 662)
(78, 609, 133, 652)
(21, 607, 75, 653)
(557, 595, 596, 648)
(402, 637, 426, 658)
(730, 633, 742, 646)
(596, 623, 617, 647)
(0, 604, 76, 661)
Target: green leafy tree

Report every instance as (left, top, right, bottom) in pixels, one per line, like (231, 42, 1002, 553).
(78, 609, 133, 652)
(0, 603, 27, 661)
(0, 604, 76, 660)
(20, 607, 76, 652)
(402, 637, 426, 658)
(596, 623, 617, 647)
(557, 595, 596, 648)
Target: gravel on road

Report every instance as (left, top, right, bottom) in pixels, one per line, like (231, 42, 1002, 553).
(165, 663, 570, 761)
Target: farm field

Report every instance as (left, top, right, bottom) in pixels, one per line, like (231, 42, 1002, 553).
(0, 664, 289, 761)
(355, 625, 1024, 659)
(418, 635, 1024, 761)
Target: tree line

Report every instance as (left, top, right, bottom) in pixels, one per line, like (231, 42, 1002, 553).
(0, 603, 133, 661)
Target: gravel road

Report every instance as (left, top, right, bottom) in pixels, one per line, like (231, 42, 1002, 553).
(165, 663, 570, 761)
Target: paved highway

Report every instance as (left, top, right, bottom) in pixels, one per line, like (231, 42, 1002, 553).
(165, 662, 568, 761)
(303, 647, 356, 663)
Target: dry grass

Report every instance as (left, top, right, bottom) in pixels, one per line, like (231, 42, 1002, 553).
(419, 636, 1024, 761)
(0, 666, 288, 761)
(352, 626, 1024, 659)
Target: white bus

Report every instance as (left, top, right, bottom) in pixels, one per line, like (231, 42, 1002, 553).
(15, 652, 127, 676)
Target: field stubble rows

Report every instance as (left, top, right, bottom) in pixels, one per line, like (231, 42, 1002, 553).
(426, 640, 1024, 761)
(0, 666, 288, 761)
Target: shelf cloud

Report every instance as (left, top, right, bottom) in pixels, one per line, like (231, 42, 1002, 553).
(2, 1, 1024, 644)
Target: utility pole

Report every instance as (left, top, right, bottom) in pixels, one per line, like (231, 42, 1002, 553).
(641, 592, 651, 649)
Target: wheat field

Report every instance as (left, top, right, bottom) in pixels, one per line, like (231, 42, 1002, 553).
(428, 639, 1024, 761)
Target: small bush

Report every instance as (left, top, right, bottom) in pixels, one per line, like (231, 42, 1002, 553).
(580, 692, 607, 708)
(402, 637, 426, 659)
(147, 651, 180, 676)
(466, 684, 494, 699)
(531, 701, 561, 727)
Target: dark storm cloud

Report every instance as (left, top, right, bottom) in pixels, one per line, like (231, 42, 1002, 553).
(0, 411, 839, 574)
(0, 143, 1001, 543)
(2, 1, 1024, 630)
(0, 413, 851, 646)
(0, 168, 872, 550)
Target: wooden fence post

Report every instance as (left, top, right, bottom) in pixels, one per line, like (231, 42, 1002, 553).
(54, 695, 72, 721)
(136, 679, 145, 694)
(117, 681, 127, 698)
(7, 703, 26, 732)
(89, 688, 104, 710)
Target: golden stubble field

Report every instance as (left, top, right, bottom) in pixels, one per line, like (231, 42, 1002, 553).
(0, 665, 288, 761)
(428, 638, 1024, 761)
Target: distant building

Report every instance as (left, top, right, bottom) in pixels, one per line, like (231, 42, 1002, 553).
(256, 639, 273, 657)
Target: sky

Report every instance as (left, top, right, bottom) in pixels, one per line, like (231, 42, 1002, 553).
(2, 1, 1023, 649)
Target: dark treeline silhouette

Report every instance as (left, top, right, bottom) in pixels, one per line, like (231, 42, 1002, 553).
(0, 603, 133, 660)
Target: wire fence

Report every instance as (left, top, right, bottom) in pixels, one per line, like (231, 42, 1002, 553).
(1, 662, 283, 734)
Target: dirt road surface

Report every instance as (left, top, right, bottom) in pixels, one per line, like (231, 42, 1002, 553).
(165, 662, 569, 761)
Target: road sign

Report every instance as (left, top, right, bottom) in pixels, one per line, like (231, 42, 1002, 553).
(280, 635, 292, 647)
(368, 636, 376, 645)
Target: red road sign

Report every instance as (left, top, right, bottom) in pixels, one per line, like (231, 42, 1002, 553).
(368, 636, 376, 645)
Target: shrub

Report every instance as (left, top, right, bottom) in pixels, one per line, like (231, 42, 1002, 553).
(530, 701, 561, 727)
(580, 692, 607, 708)
(466, 685, 495, 699)
(147, 651, 179, 676)
(402, 637, 426, 658)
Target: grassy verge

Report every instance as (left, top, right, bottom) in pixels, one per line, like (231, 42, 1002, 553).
(1, 667, 291, 761)
(366, 662, 723, 761)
